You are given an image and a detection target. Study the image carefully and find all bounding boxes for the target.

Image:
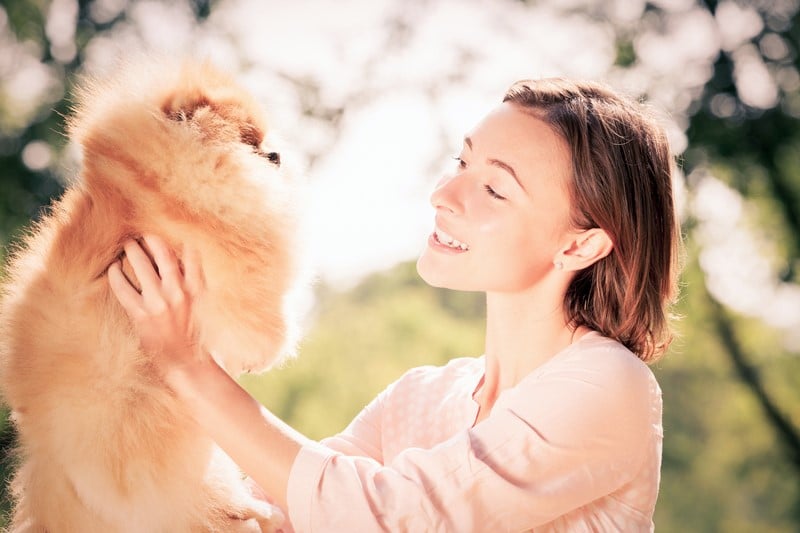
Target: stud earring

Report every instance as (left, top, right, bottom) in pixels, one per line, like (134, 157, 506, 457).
(554, 260, 564, 270)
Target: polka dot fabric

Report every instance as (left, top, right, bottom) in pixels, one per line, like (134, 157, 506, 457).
(378, 359, 482, 462)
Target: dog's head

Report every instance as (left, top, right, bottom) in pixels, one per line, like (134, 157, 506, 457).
(71, 59, 307, 375)
(70, 59, 297, 231)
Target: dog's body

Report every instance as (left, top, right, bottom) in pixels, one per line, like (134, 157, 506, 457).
(0, 60, 302, 532)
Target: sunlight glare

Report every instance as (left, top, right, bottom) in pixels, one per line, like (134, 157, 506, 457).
(46, 0, 78, 63)
(733, 44, 780, 109)
(715, 0, 764, 52)
(693, 176, 800, 341)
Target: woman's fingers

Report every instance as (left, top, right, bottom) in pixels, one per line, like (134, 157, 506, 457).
(143, 234, 183, 295)
(123, 239, 163, 295)
(123, 235, 190, 305)
(108, 261, 145, 318)
(109, 237, 200, 359)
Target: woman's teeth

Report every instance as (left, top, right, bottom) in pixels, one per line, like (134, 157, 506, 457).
(435, 229, 469, 251)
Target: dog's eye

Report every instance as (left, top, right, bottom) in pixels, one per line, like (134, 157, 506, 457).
(256, 150, 280, 167)
(264, 152, 281, 167)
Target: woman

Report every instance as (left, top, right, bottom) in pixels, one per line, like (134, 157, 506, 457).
(109, 78, 681, 532)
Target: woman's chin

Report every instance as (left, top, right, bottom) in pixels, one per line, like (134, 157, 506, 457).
(416, 256, 464, 290)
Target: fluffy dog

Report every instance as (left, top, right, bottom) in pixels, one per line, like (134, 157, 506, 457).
(0, 59, 303, 532)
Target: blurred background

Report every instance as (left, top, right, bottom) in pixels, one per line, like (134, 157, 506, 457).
(0, 0, 798, 530)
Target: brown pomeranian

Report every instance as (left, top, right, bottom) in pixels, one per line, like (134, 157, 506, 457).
(0, 59, 305, 532)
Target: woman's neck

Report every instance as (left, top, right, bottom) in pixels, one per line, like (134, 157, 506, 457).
(476, 289, 580, 412)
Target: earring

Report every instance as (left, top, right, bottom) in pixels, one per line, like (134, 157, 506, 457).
(554, 260, 563, 270)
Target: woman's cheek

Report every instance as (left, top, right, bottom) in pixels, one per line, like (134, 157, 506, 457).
(474, 205, 518, 246)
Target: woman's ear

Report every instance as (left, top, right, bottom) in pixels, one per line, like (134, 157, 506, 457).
(556, 228, 613, 271)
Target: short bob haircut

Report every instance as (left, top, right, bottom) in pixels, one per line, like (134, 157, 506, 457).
(504, 79, 681, 362)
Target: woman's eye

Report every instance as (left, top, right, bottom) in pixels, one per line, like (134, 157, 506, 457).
(452, 156, 467, 169)
(484, 185, 506, 200)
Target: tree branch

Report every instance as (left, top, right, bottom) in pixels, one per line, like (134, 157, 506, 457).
(706, 289, 800, 474)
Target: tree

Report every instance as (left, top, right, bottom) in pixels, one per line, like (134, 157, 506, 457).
(685, 0, 800, 484)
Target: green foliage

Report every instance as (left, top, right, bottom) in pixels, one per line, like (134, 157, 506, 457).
(614, 38, 636, 68)
(0, 406, 15, 525)
(3, 0, 47, 43)
(654, 260, 800, 531)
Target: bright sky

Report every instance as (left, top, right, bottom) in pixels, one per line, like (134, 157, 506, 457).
(3, 0, 798, 341)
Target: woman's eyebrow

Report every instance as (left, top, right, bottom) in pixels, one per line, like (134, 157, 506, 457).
(464, 136, 526, 192)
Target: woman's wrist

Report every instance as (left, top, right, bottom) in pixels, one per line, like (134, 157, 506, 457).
(162, 347, 225, 406)
(160, 349, 303, 506)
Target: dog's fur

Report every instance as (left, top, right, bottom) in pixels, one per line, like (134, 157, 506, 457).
(0, 60, 304, 532)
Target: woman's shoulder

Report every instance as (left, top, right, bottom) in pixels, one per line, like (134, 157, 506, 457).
(558, 332, 657, 380)
(501, 331, 663, 442)
(516, 331, 662, 411)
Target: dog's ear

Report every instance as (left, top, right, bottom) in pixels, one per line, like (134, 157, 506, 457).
(161, 92, 212, 122)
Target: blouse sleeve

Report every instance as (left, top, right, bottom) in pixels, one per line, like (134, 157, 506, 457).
(286, 346, 660, 532)
(315, 366, 430, 461)
(316, 376, 393, 462)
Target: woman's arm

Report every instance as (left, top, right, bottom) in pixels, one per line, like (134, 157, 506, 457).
(171, 358, 309, 510)
(108, 235, 310, 510)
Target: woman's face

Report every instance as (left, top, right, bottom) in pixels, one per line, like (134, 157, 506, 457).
(417, 102, 575, 293)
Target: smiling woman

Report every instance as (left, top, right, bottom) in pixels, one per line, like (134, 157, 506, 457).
(109, 77, 680, 532)
(417, 102, 576, 295)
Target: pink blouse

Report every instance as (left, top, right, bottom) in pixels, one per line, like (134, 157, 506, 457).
(286, 331, 663, 532)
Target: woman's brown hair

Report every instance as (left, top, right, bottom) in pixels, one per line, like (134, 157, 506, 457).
(504, 79, 681, 362)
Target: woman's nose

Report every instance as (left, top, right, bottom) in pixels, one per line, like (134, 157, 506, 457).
(430, 172, 465, 214)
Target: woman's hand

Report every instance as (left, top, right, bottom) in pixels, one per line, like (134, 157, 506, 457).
(108, 234, 208, 384)
(109, 236, 305, 512)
